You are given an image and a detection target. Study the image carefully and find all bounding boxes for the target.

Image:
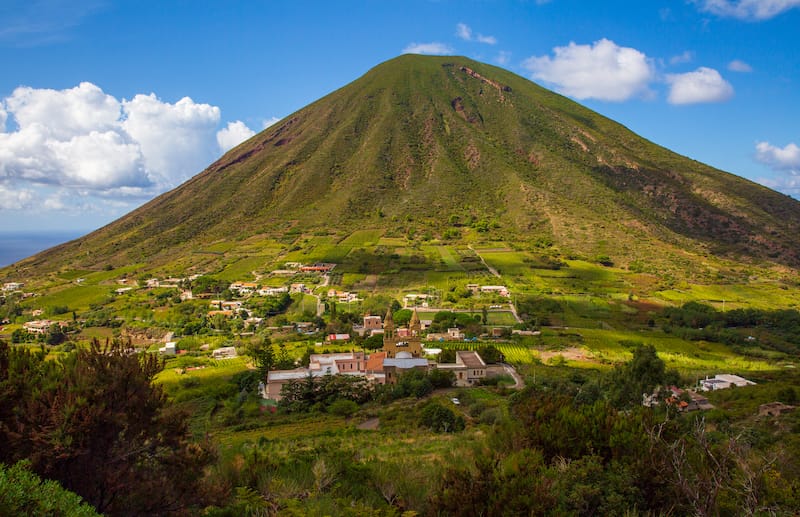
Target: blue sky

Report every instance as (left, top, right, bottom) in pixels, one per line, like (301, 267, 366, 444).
(1, 0, 798, 233)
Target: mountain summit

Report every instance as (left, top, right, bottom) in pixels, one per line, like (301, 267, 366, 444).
(13, 55, 800, 272)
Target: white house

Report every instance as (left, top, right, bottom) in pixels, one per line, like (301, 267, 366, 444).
(699, 374, 756, 391)
(159, 342, 177, 356)
(212, 346, 238, 359)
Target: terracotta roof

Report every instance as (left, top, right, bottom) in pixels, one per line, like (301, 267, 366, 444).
(366, 352, 386, 372)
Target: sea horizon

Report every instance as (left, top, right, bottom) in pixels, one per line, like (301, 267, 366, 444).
(0, 230, 88, 268)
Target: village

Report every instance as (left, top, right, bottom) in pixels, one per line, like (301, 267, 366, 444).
(2, 263, 776, 411)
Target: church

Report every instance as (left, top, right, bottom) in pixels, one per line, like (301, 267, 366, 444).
(382, 307, 423, 358)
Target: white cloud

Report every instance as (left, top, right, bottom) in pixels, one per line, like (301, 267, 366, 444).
(5, 82, 120, 140)
(522, 39, 654, 102)
(755, 141, 800, 173)
(262, 117, 280, 129)
(0, 184, 34, 210)
(455, 23, 497, 45)
(495, 51, 511, 66)
(728, 59, 753, 72)
(666, 67, 734, 104)
(121, 93, 220, 186)
(757, 174, 800, 195)
(402, 42, 454, 55)
(217, 120, 256, 153)
(0, 82, 252, 218)
(669, 51, 694, 65)
(456, 23, 471, 41)
(694, 0, 800, 20)
(48, 130, 147, 188)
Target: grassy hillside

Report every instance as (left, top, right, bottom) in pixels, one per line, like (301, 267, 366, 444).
(4, 54, 800, 283)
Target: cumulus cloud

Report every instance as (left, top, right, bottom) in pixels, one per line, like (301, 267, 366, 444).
(402, 42, 454, 55)
(728, 59, 753, 72)
(0, 82, 253, 218)
(755, 141, 800, 173)
(0, 184, 35, 210)
(522, 39, 654, 102)
(5, 82, 120, 140)
(456, 23, 497, 45)
(693, 0, 800, 20)
(217, 120, 256, 153)
(666, 67, 734, 104)
(669, 51, 694, 65)
(121, 93, 220, 185)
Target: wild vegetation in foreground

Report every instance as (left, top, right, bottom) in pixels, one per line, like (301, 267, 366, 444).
(2, 337, 799, 515)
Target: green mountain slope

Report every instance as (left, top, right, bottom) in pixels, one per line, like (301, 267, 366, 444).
(8, 55, 800, 274)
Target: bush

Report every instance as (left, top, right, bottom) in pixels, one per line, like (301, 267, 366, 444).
(419, 402, 465, 433)
(0, 461, 100, 516)
(329, 399, 359, 418)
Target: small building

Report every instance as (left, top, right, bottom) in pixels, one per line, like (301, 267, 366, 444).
(295, 321, 317, 334)
(258, 286, 288, 296)
(383, 353, 430, 384)
(480, 285, 510, 297)
(327, 333, 351, 342)
(448, 328, 464, 340)
(207, 310, 235, 318)
(363, 315, 383, 331)
(300, 263, 336, 273)
(267, 351, 367, 400)
(3, 282, 24, 292)
(699, 374, 756, 391)
(266, 368, 314, 400)
(365, 351, 386, 374)
(159, 342, 177, 356)
(212, 346, 238, 359)
(23, 320, 65, 334)
(231, 282, 258, 295)
(436, 351, 487, 387)
(403, 293, 431, 307)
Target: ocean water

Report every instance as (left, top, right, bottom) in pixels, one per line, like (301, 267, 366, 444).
(0, 231, 86, 268)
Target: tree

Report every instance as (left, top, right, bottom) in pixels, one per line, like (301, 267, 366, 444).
(438, 348, 456, 363)
(479, 345, 503, 364)
(0, 338, 215, 515)
(0, 461, 100, 516)
(428, 368, 455, 389)
(607, 344, 678, 408)
(329, 399, 359, 418)
(419, 402, 464, 433)
(248, 338, 275, 379)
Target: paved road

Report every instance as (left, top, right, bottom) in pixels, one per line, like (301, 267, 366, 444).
(500, 362, 525, 389)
